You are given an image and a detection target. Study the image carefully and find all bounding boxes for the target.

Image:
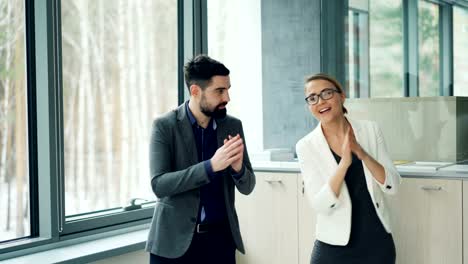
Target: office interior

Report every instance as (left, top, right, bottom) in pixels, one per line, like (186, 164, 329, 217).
(1, 0, 468, 263)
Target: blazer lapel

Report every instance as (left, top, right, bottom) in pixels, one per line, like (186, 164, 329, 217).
(313, 123, 339, 179)
(176, 103, 197, 164)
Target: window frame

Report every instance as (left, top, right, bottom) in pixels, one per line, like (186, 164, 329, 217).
(26, 0, 40, 242)
(346, 0, 456, 98)
(0, 0, 38, 247)
(346, 7, 370, 98)
(439, 2, 453, 96)
(404, 0, 454, 96)
(452, 4, 468, 95)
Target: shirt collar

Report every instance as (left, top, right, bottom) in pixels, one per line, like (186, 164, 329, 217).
(186, 101, 217, 130)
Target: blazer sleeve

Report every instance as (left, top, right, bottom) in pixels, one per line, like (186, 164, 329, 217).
(149, 118, 210, 198)
(229, 121, 256, 195)
(371, 122, 402, 195)
(296, 139, 341, 215)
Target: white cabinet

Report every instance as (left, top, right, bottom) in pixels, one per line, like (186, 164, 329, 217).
(297, 176, 315, 264)
(237, 173, 464, 264)
(387, 178, 462, 264)
(236, 172, 298, 264)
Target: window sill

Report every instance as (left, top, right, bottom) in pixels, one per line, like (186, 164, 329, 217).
(1, 226, 149, 264)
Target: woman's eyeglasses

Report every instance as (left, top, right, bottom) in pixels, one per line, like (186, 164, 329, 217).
(305, 88, 341, 105)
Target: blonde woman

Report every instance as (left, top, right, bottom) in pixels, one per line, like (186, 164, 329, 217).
(296, 73, 401, 264)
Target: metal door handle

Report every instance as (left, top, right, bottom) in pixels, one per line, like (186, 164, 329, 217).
(420, 186, 442, 191)
(264, 174, 282, 183)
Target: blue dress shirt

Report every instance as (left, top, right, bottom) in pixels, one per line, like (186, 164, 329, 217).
(186, 102, 232, 224)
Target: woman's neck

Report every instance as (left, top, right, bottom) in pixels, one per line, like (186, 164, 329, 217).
(321, 115, 349, 141)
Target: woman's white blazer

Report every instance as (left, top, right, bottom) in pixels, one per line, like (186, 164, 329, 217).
(295, 118, 401, 246)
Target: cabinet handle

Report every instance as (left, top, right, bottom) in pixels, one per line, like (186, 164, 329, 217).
(420, 186, 442, 191)
(264, 179, 282, 183)
(264, 174, 282, 183)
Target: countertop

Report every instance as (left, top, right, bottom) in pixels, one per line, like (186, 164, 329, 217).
(252, 160, 468, 180)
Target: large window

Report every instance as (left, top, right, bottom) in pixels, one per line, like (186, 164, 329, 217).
(1, 0, 185, 258)
(61, 0, 177, 221)
(349, 0, 457, 97)
(418, 0, 440, 96)
(0, 0, 30, 242)
(454, 6, 468, 96)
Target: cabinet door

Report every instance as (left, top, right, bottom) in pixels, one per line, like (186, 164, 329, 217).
(235, 172, 298, 264)
(387, 178, 462, 264)
(298, 175, 316, 264)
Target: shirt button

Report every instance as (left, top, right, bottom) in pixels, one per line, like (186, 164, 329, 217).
(376, 202, 380, 208)
(386, 185, 392, 189)
(330, 204, 335, 208)
(238, 180, 243, 184)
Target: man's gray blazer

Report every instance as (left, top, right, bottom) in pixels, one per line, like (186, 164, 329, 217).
(145, 102, 256, 258)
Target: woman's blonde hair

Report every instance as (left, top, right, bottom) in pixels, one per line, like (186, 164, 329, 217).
(304, 73, 348, 114)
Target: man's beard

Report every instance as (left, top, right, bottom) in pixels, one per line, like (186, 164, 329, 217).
(200, 96, 227, 119)
(201, 104, 227, 119)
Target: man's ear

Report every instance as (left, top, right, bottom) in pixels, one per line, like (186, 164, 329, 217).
(190, 84, 200, 97)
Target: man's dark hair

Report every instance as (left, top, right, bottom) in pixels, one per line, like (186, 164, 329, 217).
(184, 54, 230, 91)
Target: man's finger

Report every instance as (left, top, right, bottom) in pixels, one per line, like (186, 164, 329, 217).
(223, 137, 236, 147)
(226, 144, 244, 159)
(227, 152, 243, 164)
(224, 138, 243, 152)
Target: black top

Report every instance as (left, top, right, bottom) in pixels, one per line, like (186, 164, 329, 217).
(310, 150, 395, 264)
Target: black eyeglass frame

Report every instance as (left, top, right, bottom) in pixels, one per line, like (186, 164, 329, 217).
(304, 88, 342, 105)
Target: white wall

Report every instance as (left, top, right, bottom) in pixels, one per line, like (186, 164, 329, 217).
(207, 0, 263, 153)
